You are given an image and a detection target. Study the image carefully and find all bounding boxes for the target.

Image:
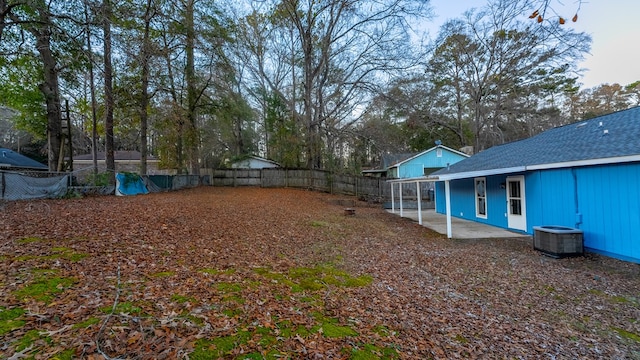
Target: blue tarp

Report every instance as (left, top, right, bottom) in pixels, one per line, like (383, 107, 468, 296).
(115, 173, 208, 196)
(115, 173, 149, 196)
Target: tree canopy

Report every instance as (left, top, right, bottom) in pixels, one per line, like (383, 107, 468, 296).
(0, 0, 635, 176)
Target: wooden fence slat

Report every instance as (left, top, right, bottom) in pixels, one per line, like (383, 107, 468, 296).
(199, 168, 434, 209)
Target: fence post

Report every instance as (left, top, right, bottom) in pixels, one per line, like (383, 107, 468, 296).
(355, 176, 358, 199)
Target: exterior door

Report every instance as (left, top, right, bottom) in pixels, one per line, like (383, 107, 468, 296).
(506, 176, 527, 231)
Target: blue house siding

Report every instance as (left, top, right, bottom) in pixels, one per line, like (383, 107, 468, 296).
(575, 163, 640, 262)
(430, 108, 640, 263)
(436, 175, 511, 229)
(397, 163, 424, 178)
(526, 169, 578, 231)
(436, 162, 640, 263)
(391, 146, 469, 178)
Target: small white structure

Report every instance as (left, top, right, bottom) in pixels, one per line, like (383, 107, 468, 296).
(230, 155, 280, 169)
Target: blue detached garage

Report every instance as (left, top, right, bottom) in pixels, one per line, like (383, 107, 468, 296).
(386, 143, 469, 178)
(432, 107, 640, 263)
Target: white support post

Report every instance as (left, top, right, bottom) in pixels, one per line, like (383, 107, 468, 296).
(416, 181, 422, 225)
(399, 182, 404, 218)
(445, 180, 452, 238)
(391, 182, 395, 213)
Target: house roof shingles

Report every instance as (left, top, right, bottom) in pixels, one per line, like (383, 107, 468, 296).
(73, 151, 157, 161)
(0, 148, 48, 170)
(433, 107, 640, 179)
(382, 153, 416, 168)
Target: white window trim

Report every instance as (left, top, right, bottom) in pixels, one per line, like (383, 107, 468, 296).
(474, 177, 488, 219)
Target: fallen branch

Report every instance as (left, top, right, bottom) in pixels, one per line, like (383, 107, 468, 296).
(40, 324, 73, 337)
(95, 263, 124, 360)
(7, 345, 33, 360)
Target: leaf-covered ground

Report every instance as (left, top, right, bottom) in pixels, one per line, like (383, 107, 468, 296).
(1, 187, 639, 359)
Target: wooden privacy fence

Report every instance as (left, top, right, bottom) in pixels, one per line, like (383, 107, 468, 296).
(201, 168, 436, 209)
(202, 168, 389, 201)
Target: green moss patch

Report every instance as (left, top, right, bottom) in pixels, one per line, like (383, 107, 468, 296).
(190, 331, 252, 359)
(349, 343, 399, 359)
(612, 327, 640, 343)
(238, 351, 285, 360)
(171, 294, 196, 304)
(311, 313, 358, 338)
(454, 333, 468, 343)
(276, 320, 311, 338)
(372, 325, 393, 337)
(0, 307, 26, 335)
(100, 301, 143, 315)
(343, 274, 374, 287)
(14, 328, 51, 352)
(215, 282, 243, 293)
(310, 220, 329, 227)
(320, 322, 359, 338)
(254, 263, 373, 294)
(17, 237, 46, 244)
(50, 349, 76, 360)
(14, 247, 87, 263)
(150, 271, 175, 278)
(13, 276, 75, 303)
(15, 255, 37, 261)
(73, 317, 101, 329)
(610, 295, 639, 306)
(50, 247, 88, 262)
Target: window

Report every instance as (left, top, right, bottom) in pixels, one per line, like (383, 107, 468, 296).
(436, 148, 443, 157)
(475, 177, 487, 218)
(508, 180, 522, 215)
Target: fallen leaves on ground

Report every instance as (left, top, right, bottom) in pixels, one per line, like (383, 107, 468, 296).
(1, 187, 639, 359)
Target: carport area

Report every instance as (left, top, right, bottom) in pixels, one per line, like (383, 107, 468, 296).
(387, 176, 530, 240)
(387, 208, 530, 239)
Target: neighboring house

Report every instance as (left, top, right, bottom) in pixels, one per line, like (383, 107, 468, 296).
(362, 153, 413, 178)
(231, 156, 280, 169)
(73, 151, 161, 178)
(382, 144, 470, 210)
(432, 107, 640, 263)
(0, 148, 48, 171)
(386, 144, 469, 178)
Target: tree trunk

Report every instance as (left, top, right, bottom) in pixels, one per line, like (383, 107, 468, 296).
(16, 6, 63, 171)
(139, 0, 152, 175)
(38, 36, 63, 172)
(103, 0, 115, 184)
(185, 0, 199, 175)
(85, 2, 99, 177)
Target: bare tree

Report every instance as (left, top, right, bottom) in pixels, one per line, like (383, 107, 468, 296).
(232, 0, 431, 170)
(103, 0, 115, 183)
(427, 0, 590, 152)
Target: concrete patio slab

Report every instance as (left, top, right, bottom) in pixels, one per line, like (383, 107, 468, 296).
(387, 209, 531, 239)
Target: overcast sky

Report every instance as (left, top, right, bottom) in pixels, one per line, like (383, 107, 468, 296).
(426, 0, 640, 89)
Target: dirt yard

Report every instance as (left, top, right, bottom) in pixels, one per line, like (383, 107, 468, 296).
(1, 187, 639, 359)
